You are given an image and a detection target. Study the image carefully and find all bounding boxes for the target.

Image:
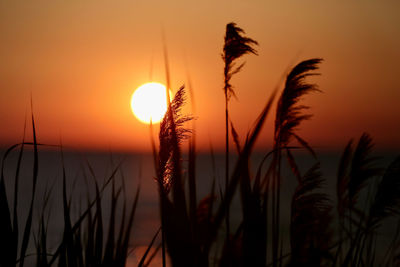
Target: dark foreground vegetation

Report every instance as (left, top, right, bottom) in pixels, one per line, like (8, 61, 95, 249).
(1, 23, 400, 267)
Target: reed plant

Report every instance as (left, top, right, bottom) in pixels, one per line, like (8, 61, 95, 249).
(151, 22, 400, 267)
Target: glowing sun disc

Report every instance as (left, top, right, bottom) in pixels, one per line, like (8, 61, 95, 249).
(131, 82, 170, 124)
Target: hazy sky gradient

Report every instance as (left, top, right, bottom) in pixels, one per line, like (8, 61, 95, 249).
(1, 1, 399, 151)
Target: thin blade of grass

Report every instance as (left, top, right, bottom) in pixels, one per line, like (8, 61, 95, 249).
(12, 114, 27, 263)
(138, 227, 161, 267)
(61, 145, 76, 266)
(115, 193, 127, 265)
(36, 181, 53, 267)
(120, 185, 140, 266)
(143, 243, 162, 267)
(230, 120, 241, 154)
(94, 181, 103, 265)
(103, 178, 119, 265)
(19, 107, 39, 267)
(0, 168, 13, 266)
(188, 137, 197, 226)
(286, 148, 301, 181)
(293, 133, 316, 158)
(84, 185, 95, 266)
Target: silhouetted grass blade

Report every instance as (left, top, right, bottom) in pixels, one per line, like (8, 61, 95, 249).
(19, 108, 39, 267)
(138, 227, 161, 267)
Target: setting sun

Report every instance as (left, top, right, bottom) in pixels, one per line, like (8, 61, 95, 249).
(130, 82, 170, 124)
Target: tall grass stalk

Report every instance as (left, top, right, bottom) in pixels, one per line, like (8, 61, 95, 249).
(222, 22, 258, 239)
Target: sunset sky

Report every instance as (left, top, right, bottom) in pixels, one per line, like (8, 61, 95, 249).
(1, 1, 399, 152)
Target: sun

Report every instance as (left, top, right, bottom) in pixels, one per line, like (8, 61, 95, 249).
(130, 82, 170, 124)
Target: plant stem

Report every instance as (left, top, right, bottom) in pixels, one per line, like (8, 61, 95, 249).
(225, 94, 230, 240)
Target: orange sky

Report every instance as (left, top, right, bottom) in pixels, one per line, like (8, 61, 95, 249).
(1, 1, 399, 152)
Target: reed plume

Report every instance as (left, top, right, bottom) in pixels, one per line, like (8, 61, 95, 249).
(158, 85, 192, 195)
(223, 23, 258, 101)
(274, 58, 322, 163)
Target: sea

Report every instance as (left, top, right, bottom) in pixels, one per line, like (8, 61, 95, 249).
(1, 148, 398, 266)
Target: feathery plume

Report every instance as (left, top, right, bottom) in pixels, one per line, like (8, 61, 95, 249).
(275, 58, 322, 154)
(223, 22, 258, 100)
(158, 85, 193, 193)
